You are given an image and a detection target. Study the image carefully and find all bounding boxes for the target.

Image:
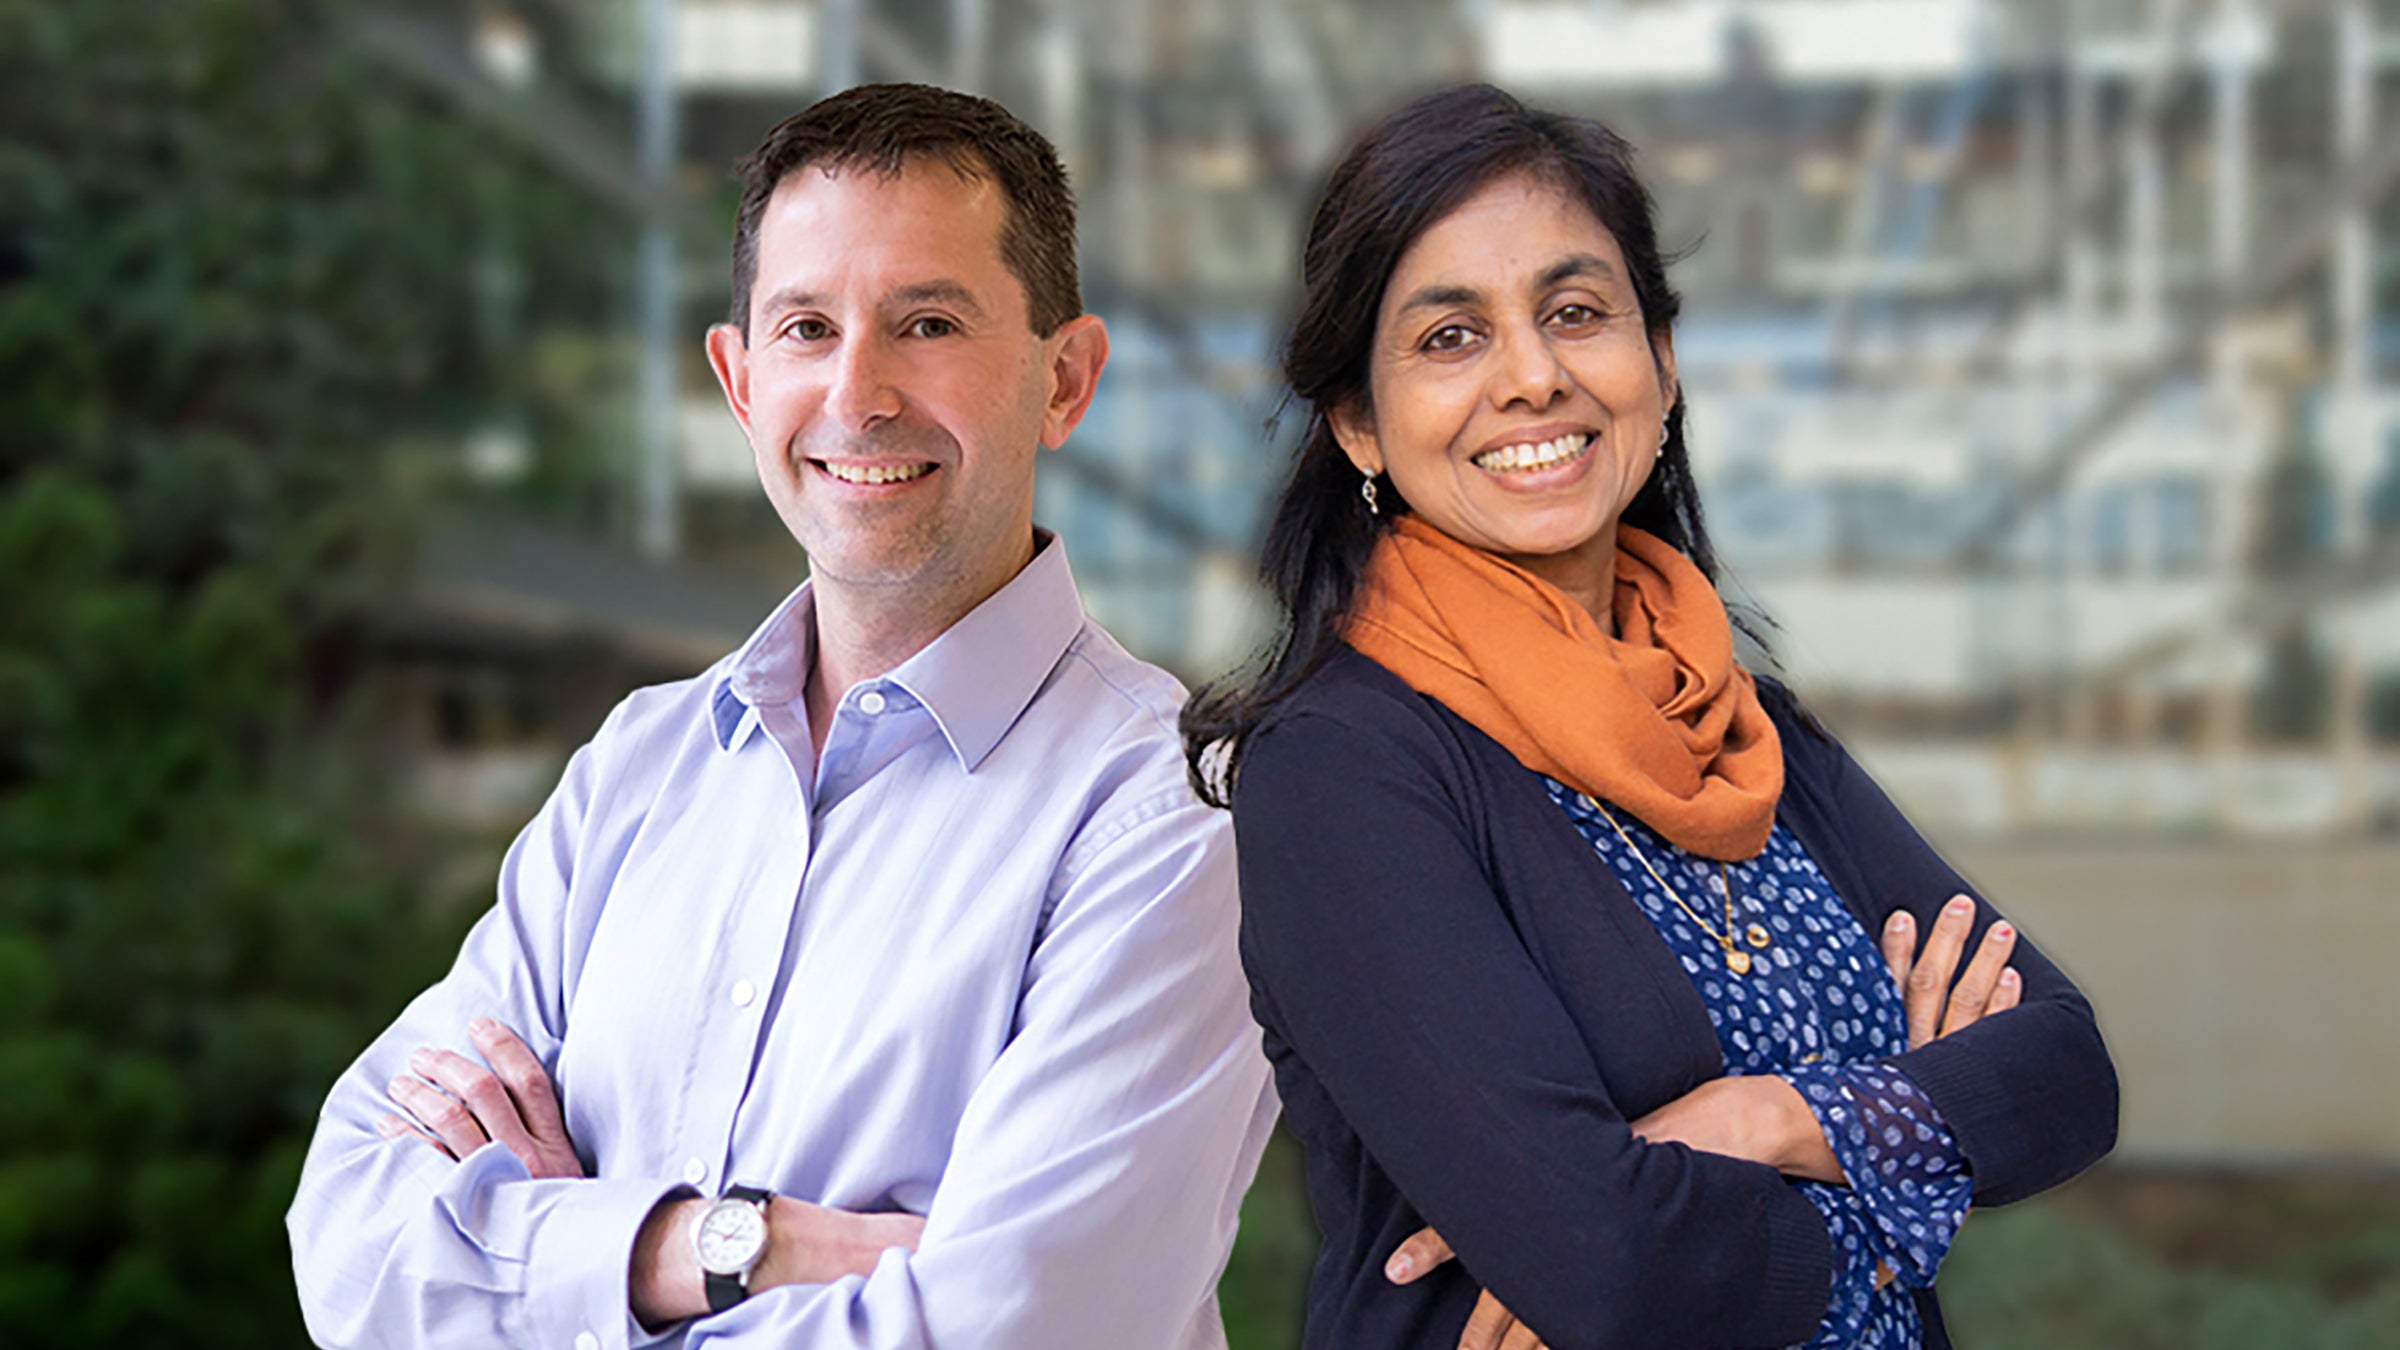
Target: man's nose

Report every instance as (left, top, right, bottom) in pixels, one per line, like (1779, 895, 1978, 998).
(824, 333, 905, 431)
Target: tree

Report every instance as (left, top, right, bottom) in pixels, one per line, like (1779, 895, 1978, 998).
(1, 2, 625, 1342)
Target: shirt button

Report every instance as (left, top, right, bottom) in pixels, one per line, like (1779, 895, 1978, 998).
(730, 979, 757, 1008)
(857, 689, 887, 715)
(575, 1334, 600, 1350)
(683, 1156, 709, 1186)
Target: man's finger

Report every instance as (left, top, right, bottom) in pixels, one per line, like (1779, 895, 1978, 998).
(387, 1073, 491, 1160)
(1939, 919, 2017, 1039)
(1458, 1290, 1515, 1350)
(469, 1017, 570, 1144)
(1880, 911, 1915, 987)
(1387, 1226, 1455, 1284)
(375, 1112, 449, 1158)
(1905, 895, 1975, 1048)
(407, 1047, 539, 1160)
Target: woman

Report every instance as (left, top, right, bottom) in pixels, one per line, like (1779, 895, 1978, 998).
(1184, 85, 2117, 1350)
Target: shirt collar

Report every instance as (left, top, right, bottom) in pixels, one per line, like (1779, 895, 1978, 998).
(708, 533, 1086, 771)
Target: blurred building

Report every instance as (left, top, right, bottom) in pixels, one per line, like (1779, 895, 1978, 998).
(368, 0, 2400, 1166)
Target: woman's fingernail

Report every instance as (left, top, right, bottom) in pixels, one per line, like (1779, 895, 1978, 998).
(1993, 922, 2014, 940)
(1948, 896, 1973, 915)
(1386, 1256, 1413, 1282)
(2001, 969, 2021, 985)
(1887, 912, 1910, 930)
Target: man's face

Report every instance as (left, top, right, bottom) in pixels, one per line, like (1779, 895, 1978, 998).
(706, 160, 1105, 607)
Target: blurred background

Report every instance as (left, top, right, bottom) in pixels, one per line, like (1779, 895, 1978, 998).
(6, 0, 2400, 1345)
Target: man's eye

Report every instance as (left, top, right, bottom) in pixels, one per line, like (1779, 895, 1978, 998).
(908, 315, 959, 338)
(788, 318, 832, 342)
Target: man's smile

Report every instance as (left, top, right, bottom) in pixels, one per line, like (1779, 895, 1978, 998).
(812, 458, 939, 486)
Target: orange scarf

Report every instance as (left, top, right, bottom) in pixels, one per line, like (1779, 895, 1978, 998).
(1345, 516, 1783, 860)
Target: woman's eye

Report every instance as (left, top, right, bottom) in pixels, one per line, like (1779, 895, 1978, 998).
(908, 315, 958, 338)
(1550, 304, 1601, 327)
(1423, 324, 1476, 352)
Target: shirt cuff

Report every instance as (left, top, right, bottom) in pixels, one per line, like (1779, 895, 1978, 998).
(1791, 1181, 1883, 1348)
(1785, 1061, 1973, 1289)
(508, 1152, 694, 1350)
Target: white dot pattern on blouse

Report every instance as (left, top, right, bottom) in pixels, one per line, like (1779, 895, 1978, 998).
(1544, 777, 1973, 1350)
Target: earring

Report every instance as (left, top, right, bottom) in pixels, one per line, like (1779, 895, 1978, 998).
(1361, 472, 1380, 516)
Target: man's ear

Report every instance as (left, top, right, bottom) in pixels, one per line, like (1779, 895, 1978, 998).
(705, 322, 754, 440)
(1325, 397, 1383, 479)
(1038, 314, 1110, 450)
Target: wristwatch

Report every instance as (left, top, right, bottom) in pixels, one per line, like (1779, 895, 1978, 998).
(693, 1184, 773, 1312)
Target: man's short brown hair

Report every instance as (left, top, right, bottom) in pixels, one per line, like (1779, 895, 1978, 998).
(728, 83, 1082, 336)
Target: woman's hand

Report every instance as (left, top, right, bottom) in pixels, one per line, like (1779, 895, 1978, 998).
(1883, 893, 2021, 1049)
(1627, 1075, 1843, 1182)
(1385, 1230, 1549, 1350)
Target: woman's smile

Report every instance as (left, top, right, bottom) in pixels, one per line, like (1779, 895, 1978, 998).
(1467, 427, 1597, 487)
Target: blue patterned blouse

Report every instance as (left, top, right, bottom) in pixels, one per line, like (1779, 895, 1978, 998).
(1542, 777, 1973, 1349)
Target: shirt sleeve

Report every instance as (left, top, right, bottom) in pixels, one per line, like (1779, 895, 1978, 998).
(286, 713, 688, 1350)
(1233, 709, 1836, 1350)
(680, 791, 1279, 1350)
(1788, 1181, 1884, 1349)
(1783, 1062, 1971, 1289)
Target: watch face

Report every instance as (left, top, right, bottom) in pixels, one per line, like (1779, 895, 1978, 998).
(695, 1200, 768, 1274)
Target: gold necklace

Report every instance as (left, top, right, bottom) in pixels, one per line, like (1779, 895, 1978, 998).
(1588, 796, 1773, 975)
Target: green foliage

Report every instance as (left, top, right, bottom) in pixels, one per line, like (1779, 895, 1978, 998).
(0, 1, 624, 1343)
(1219, 1129, 1314, 1350)
(1943, 1192, 2400, 1350)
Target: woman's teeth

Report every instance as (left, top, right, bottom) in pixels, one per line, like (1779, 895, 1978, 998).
(822, 461, 934, 485)
(1473, 434, 1591, 473)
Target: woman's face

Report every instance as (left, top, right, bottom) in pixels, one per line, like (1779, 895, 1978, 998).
(1332, 172, 1676, 604)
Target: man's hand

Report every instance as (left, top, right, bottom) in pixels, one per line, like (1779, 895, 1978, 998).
(629, 1194, 927, 1329)
(1881, 893, 2020, 1049)
(378, 1016, 585, 1180)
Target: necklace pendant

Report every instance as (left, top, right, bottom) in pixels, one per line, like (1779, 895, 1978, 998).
(1725, 949, 1753, 976)
(1746, 923, 1771, 949)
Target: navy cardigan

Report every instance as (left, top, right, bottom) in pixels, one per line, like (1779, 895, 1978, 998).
(1230, 648, 2118, 1350)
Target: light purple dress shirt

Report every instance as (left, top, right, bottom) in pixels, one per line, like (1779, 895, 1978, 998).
(288, 536, 1279, 1350)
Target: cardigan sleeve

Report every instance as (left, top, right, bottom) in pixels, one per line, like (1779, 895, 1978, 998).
(1234, 709, 1834, 1350)
(1802, 728, 2120, 1206)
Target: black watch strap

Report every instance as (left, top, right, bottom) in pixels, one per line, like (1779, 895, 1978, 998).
(703, 1185, 776, 1314)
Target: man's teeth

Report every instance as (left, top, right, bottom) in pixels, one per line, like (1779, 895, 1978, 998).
(822, 461, 934, 485)
(1473, 434, 1591, 473)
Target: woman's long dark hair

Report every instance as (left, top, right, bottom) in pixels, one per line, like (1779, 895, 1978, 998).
(1182, 84, 1756, 807)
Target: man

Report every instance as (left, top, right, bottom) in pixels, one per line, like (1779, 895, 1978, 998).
(288, 84, 1277, 1349)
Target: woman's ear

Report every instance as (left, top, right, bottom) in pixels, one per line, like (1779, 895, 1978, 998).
(1651, 328, 1680, 416)
(1326, 398, 1384, 478)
